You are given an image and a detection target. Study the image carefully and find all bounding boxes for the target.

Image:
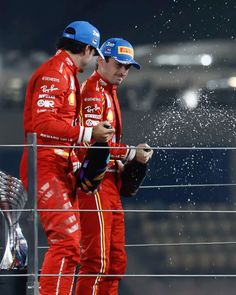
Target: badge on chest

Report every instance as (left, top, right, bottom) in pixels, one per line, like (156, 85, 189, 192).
(68, 92, 76, 106)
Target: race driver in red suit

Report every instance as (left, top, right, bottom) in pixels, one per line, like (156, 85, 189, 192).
(76, 38, 153, 294)
(20, 21, 114, 295)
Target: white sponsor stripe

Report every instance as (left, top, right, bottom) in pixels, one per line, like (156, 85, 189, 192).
(126, 146, 136, 161)
(85, 114, 102, 119)
(77, 126, 84, 143)
(83, 127, 93, 142)
(56, 257, 65, 295)
(104, 93, 111, 108)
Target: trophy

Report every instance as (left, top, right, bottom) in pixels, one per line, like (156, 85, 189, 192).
(0, 170, 28, 270)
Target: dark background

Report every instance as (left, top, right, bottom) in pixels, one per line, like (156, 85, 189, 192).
(1, 0, 236, 52)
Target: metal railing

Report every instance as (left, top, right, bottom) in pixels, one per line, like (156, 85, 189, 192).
(2, 137, 236, 294)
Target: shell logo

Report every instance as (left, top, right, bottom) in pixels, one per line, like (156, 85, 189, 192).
(68, 92, 75, 106)
(107, 110, 113, 122)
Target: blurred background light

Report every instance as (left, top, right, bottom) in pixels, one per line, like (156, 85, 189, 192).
(179, 89, 200, 109)
(154, 54, 213, 66)
(200, 54, 213, 66)
(228, 77, 236, 88)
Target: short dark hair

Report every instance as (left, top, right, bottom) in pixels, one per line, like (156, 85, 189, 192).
(57, 37, 88, 54)
(95, 56, 110, 70)
(57, 27, 93, 54)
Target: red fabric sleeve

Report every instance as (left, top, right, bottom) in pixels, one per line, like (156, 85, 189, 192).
(109, 142, 130, 160)
(31, 70, 80, 142)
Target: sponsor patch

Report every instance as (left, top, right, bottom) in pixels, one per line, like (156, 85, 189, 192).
(37, 99, 54, 108)
(86, 119, 99, 127)
(42, 76, 60, 82)
(85, 114, 102, 119)
(66, 57, 73, 66)
(68, 92, 76, 106)
(84, 97, 101, 102)
(40, 133, 73, 142)
(37, 109, 56, 113)
(70, 75, 75, 90)
(107, 110, 113, 122)
(38, 94, 55, 99)
(84, 104, 100, 113)
(92, 38, 98, 45)
(93, 30, 99, 37)
(118, 46, 134, 57)
(105, 48, 111, 54)
(40, 84, 59, 93)
(106, 41, 115, 47)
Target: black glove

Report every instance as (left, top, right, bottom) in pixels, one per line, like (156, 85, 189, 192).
(76, 142, 110, 193)
(120, 160, 147, 197)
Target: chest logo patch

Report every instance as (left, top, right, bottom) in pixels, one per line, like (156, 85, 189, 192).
(107, 109, 113, 122)
(68, 92, 76, 106)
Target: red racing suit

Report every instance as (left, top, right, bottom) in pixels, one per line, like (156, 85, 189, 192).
(20, 50, 92, 295)
(76, 71, 135, 295)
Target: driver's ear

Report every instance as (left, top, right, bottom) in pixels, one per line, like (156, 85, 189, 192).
(83, 45, 91, 55)
(97, 56, 104, 65)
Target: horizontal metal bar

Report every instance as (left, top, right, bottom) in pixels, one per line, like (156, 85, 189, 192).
(1, 209, 236, 213)
(0, 273, 236, 278)
(0, 144, 32, 148)
(140, 183, 236, 189)
(1, 144, 236, 150)
(37, 241, 236, 249)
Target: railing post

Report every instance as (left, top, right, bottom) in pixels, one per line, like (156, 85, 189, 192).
(26, 133, 39, 295)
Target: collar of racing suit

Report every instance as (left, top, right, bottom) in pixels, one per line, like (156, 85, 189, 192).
(90, 71, 117, 93)
(55, 49, 81, 74)
(92, 71, 122, 141)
